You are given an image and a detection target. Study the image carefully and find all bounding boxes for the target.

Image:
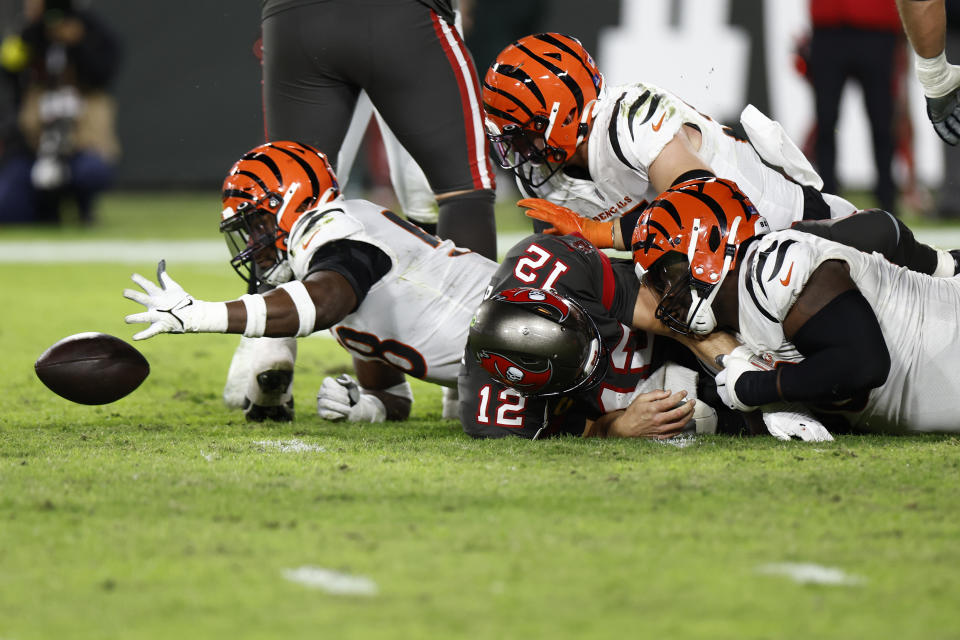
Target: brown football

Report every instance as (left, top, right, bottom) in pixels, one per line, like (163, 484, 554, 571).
(34, 332, 150, 405)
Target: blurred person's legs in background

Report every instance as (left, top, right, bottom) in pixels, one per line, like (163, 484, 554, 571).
(810, 26, 898, 215)
(261, 0, 496, 259)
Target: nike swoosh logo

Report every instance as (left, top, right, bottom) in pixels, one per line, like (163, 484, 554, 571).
(301, 230, 321, 250)
(651, 113, 665, 132)
(780, 262, 794, 286)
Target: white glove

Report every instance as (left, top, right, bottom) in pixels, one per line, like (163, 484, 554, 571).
(124, 260, 228, 340)
(317, 374, 386, 423)
(714, 345, 766, 412)
(762, 405, 834, 442)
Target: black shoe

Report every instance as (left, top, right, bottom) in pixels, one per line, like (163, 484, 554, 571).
(242, 369, 295, 422)
(243, 397, 295, 422)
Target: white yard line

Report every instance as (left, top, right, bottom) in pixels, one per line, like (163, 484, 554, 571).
(282, 567, 379, 596)
(0, 239, 228, 263)
(3, 229, 960, 263)
(756, 562, 865, 586)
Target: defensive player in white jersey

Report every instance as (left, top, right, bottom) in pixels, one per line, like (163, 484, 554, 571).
(482, 32, 960, 279)
(632, 177, 960, 434)
(122, 141, 495, 422)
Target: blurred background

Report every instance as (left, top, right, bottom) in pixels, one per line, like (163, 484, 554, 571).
(0, 0, 957, 229)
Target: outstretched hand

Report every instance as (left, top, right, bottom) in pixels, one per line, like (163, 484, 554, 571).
(123, 260, 196, 340)
(123, 260, 227, 340)
(517, 198, 615, 248)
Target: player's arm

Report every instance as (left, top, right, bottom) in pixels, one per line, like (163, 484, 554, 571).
(125, 240, 388, 340)
(647, 129, 714, 195)
(222, 269, 356, 336)
(896, 0, 946, 58)
(123, 260, 356, 340)
(720, 260, 891, 411)
(895, 0, 960, 144)
(317, 357, 413, 423)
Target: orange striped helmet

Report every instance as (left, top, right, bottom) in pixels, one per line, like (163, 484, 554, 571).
(219, 141, 340, 285)
(631, 178, 770, 335)
(482, 33, 603, 187)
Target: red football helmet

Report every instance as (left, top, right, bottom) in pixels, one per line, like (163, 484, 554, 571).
(467, 287, 606, 396)
(632, 177, 770, 335)
(482, 33, 603, 188)
(220, 140, 340, 285)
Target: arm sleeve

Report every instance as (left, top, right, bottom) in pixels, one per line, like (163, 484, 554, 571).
(735, 289, 891, 406)
(306, 240, 391, 311)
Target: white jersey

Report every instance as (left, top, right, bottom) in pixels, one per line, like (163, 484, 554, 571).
(285, 197, 496, 386)
(737, 229, 960, 433)
(524, 82, 856, 228)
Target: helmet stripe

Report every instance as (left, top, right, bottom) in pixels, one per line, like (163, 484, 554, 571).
(515, 42, 585, 114)
(243, 150, 283, 185)
(651, 197, 683, 229)
(711, 178, 759, 220)
(490, 62, 546, 109)
(673, 188, 728, 231)
(482, 76, 535, 123)
(237, 169, 271, 194)
(532, 33, 598, 85)
(270, 143, 321, 197)
(222, 189, 255, 202)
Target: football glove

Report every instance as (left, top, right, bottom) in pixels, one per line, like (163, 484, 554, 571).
(317, 374, 386, 423)
(762, 405, 833, 442)
(517, 198, 614, 248)
(123, 260, 228, 340)
(714, 345, 767, 412)
(927, 91, 960, 145)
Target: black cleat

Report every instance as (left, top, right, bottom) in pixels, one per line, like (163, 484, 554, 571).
(243, 397, 295, 422)
(257, 369, 293, 394)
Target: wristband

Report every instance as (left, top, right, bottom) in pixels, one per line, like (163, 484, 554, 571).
(915, 51, 960, 98)
(189, 300, 230, 333)
(240, 294, 268, 337)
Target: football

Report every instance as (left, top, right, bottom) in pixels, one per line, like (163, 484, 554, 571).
(34, 332, 150, 405)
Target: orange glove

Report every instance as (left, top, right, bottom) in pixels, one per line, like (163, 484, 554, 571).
(517, 198, 615, 248)
(517, 198, 613, 249)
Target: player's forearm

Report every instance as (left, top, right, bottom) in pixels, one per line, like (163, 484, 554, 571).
(675, 331, 741, 374)
(224, 278, 355, 337)
(582, 411, 622, 438)
(365, 389, 412, 421)
(896, 0, 946, 58)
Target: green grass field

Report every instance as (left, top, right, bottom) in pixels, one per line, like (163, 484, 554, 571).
(2, 192, 960, 639)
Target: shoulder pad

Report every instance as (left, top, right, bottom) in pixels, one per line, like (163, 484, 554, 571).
(746, 232, 820, 321)
(287, 205, 364, 271)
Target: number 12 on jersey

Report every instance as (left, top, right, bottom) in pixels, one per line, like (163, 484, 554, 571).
(514, 244, 569, 290)
(476, 385, 526, 427)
